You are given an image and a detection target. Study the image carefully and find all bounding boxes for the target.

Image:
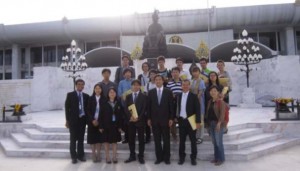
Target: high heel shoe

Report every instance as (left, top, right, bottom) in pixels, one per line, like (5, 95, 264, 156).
(106, 157, 112, 164)
(113, 158, 118, 164)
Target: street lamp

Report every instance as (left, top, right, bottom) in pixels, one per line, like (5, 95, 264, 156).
(60, 40, 88, 90)
(231, 30, 263, 88)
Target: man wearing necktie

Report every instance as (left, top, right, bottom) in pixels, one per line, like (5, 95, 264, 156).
(147, 75, 174, 165)
(65, 79, 89, 164)
(124, 80, 147, 164)
(176, 80, 201, 166)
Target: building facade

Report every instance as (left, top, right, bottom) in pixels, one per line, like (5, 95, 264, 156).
(0, 2, 300, 80)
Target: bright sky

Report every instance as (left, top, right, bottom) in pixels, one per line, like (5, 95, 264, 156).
(0, 0, 294, 25)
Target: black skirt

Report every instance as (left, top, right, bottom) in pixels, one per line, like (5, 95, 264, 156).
(102, 122, 121, 143)
(87, 123, 103, 144)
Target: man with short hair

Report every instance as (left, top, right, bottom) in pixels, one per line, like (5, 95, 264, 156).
(156, 56, 171, 86)
(65, 79, 89, 164)
(115, 55, 135, 85)
(99, 68, 117, 98)
(118, 68, 134, 144)
(176, 57, 191, 80)
(148, 75, 174, 165)
(124, 80, 147, 164)
(199, 58, 212, 78)
(166, 67, 182, 141)
(176, 79, 201, 166)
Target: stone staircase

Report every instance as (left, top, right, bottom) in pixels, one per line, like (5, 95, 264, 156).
(0, 123, 299, 161)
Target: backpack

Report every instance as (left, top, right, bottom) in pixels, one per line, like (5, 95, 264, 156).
(216, 100, 230, 123)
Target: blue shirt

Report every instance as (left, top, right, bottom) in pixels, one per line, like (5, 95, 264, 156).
(118, 79, 132, 97)
(190, 79, 206, 115)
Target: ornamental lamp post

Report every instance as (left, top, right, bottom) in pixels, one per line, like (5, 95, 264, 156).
(60, 40, 88, 90)
(231, 30, 263, 88)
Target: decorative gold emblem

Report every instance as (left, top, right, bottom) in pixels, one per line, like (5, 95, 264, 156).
(195, 41, 209, 60)
(169, 35, 183, 44)
(130, 43, 143, 60)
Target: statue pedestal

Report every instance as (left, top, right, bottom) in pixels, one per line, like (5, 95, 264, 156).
(238, 88, 262, 108)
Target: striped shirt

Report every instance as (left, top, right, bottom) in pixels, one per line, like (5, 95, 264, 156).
(166, 79, 182, 95)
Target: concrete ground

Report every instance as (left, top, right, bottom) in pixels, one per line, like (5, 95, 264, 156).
(1, 107, 300, 171)
(1, 144, 300, 171)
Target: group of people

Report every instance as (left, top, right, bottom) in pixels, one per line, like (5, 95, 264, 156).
(64, 55, 232, 166)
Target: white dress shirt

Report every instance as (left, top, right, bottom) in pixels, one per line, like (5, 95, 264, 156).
(94, 95, 100, 120)
(180, 91, 189, 118)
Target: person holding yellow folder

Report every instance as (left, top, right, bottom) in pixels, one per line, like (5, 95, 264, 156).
(124, 80, 147, 164)
(175, 79, 201, 165)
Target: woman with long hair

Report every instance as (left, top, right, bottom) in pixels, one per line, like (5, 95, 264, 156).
(98, 87, 123, 164)
(87, 84, 106, 162)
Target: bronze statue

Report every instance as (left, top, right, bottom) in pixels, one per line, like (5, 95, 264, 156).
(142, 10, 168, 59)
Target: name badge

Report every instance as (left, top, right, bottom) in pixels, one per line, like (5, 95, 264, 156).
(112, 114, 116, 122)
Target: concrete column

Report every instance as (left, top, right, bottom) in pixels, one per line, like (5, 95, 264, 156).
(25, 47, 31, 77)
(12, 44, 21, 79)
(285, 27, 296, 55)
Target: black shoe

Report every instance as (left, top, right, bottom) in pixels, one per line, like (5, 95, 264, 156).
(138, 158, 145, 164)
(154, 160, 162, 164)
(178, 159, 185, 165)
(122, 140, 128, 144)
(106, 160, 112, 164)
(196, 138, 203, 144)
(165, 160, 171, 165)
(72, 158, 77, 164)
(191, 159, 197, 166)
(78, 156, 86, 162)
(124, 157, 136, 163)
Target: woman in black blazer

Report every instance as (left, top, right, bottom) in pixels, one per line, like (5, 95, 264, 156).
(87, 84, 106, 163)
(99, 87, 123, 164)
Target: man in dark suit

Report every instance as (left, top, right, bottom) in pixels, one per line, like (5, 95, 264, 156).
(147, 75, 174, 165)
(65, 79, 89, 164)
(176, 79, 201, 165)
(124, 80, 147, 164)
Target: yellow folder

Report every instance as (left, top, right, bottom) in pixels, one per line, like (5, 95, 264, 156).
(128, 104, 138, 119)
(188, 114, 197, 130)
(222, 86, 229, 95)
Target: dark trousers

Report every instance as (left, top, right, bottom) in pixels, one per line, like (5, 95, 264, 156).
(178, 118, 197, 160)
(128, 123, 145, 159)
(122, 122, 129, 141)
(69, 117, 86, 159)
(145, 125, 151, 141)
(152, 125, 170, 161)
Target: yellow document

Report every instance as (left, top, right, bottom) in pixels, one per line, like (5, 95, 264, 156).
(222, 86, 229, 95)
(128, 104, 138, 119)
(188, 114, 197, 130)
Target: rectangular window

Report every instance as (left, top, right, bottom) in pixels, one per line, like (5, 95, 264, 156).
(44, 46, 56, 64)
(86, 42, 100, 52)
(5, 73, 12, 80)
(31, 47, 42, 64)
(57, 44, 69, 64)
(21, 48, 26, 65)
(0, 50, 3, 66)
(101, 40, 116, 47)
(5, 49, 12, 65)
(296, 31, 300, 54)
(259, 32, 277, 51)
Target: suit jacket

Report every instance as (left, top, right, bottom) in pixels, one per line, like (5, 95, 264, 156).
(148, 88, 174, 126)
(98, 99, 123, 129)
(175, 92, 201, 123)
(65, 91, 89, 126)
(125, 91, 147, 127)
(87, 95, 107, 125)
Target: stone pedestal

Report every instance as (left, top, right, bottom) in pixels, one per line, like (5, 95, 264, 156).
(238, 88, 262, 108)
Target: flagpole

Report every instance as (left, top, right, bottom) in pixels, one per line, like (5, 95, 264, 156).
(120, 15, 123, 65)
(207, 0, 211, 63)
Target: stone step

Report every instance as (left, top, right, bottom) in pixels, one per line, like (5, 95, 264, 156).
(1, 137, 299, 161)
(35, 123, 250, 133)
(23, 127, 263, 141)
(11, 132, 281, 151)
